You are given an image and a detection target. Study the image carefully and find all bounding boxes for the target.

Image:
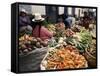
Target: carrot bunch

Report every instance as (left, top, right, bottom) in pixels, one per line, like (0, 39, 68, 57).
(45, 45, 87, 70)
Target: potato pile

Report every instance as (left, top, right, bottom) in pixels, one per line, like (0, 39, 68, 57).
(19, 34, 48, 54)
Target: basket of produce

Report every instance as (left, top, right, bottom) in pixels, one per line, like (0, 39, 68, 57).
(84, 39, 96, 67)
(19, 47, 48, 71)
(40, 45, 88, 70)
(18, 34, 49, 71)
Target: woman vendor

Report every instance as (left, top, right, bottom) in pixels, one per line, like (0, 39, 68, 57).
(32, 13, 53, 41)
(19, 9, 32, 34)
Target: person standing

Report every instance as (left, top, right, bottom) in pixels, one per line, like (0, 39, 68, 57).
(64, 15, 72, 29)
(81, 12, 91, 29)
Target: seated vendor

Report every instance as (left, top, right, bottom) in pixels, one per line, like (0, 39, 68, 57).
(19, 9, 32, 33)
(32, 13, 53, 41)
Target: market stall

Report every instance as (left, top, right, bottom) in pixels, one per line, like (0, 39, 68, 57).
(18, 22, 96, 71)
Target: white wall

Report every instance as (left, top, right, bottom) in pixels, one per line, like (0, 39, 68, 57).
(59, 7, 64, 14)
(19, 4, 95, 17)
(31, 5, 46, 15)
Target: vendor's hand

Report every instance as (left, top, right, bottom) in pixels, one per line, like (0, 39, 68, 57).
(44, 39, 50, 42)
(50, 31, 56, 36)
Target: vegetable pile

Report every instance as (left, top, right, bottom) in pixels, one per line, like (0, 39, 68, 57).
(19, 34, 48, 55)
(65, 29, 75, 37)
(46, 24, 56, 34)
(41, 45, 88, 70)
(18, 22, 96, 69)
(65, 28, 93, 53)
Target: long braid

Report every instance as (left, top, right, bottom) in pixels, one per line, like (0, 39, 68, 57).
(39, 24, 42, 37)
(33, 21, 42, 37)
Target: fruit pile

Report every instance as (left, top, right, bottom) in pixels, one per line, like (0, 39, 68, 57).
(19, 34, 48, 54)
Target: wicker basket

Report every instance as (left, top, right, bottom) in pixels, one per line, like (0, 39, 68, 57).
(84, 49, 96, 67)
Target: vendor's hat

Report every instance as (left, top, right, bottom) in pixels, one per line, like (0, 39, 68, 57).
(32, 13, 44, 22)
(20, 9, 27, 13)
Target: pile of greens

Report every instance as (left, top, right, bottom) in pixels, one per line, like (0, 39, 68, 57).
(78, 29, 92, 47)
(66, 28, 92, 53)
(48, 37, 58, 47)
